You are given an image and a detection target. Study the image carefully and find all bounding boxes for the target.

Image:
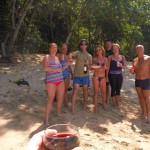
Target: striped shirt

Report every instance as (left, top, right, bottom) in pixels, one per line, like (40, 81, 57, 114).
(45, 62, 63, 83)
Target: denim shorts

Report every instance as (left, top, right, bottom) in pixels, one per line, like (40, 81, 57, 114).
(73, 76, 90, 85)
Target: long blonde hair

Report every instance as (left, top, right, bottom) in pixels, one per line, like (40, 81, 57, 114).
(93, 45, 105, 57)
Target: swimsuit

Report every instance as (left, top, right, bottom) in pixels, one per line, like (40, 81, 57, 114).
(93, 57, 106, 83)
(135, 78, 150, 90)
(60, 60, 70, 79)
(45, 61, 63, 86)
(94, 75, 105, 82)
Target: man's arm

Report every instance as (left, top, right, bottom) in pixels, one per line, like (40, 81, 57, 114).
(68, 51, 79, 60)
(130, 58, 136, 74)
(87, 54, 93, 70)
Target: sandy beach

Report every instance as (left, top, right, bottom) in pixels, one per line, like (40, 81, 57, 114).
(0, 54, 150, 150)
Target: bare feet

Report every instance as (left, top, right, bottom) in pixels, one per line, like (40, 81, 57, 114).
(65, 102, 71, 108)
(102, 104, 109, 110)
(43, 121, 49, 127)
(116, 105, 120, 110)
(57, 113, 63, 117)
(83, 104, 87, 110)
(94, 106, 98, 113)
(113, 104, 120, 109)
(140, 113, 147, 120)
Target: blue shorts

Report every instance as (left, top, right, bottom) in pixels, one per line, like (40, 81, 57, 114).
(63, 73, 70, 79)
(73, 76, 90, 85)
(135, 78, 150, 90)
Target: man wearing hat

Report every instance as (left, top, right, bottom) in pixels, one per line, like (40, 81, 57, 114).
(69, 39, 92, 113)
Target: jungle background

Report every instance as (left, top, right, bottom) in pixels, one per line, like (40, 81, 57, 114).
(0, 1, 150, 150)
(0, 0, 150, 61)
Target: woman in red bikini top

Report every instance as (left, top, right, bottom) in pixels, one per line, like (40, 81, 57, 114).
(91, 45, 109, 113)
(43, 43, 72, 126)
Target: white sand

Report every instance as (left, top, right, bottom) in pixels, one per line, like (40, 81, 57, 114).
(0, 54, 150, 150)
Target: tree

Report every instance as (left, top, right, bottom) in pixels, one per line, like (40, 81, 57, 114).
(1, 0, 34, 58)
(0, 0, 149, 60)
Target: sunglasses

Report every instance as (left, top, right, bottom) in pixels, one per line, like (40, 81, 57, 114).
(80, 43, 87, 46)
(95, 49, 102, 52)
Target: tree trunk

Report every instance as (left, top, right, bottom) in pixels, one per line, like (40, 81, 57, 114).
(1, 42, 6, 57)
(6, 0, 34, 57)
(78, 21, 80, 42)
(65, 2, 88, 44)
(21, 1, 40, 53)
(65, 17, 81, 44)
(12, 0, 16, 29)
(0, 32, 10, 57)
(50, 0, 54, 41)
(88, 19, 91, 47)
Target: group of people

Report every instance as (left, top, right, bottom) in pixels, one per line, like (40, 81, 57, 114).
(27, 40, 149, 150)
(43, 39, 150, 126)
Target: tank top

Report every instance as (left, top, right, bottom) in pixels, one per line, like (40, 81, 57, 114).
(60, 60, 70, 79)
(46, 61, 63, 83)
(109, 56, 123, 74)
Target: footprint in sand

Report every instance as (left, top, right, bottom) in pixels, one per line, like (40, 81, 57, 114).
(81, 142, 99, 149)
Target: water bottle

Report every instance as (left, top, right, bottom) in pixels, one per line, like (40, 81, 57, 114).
(84, 59, 88, 74)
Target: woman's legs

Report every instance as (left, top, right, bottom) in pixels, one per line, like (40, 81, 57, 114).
(64, 76, 71, 107)
(44, 83, 57, 125)
(71, 84, 80, 113)
(93, 77, 99, 112)
(109, 74, 117, 106)
(143, 90, 150, 122)
(99, 78, 107, 110)
(56, 81, 65, 116)
(116, 74, 123, 106)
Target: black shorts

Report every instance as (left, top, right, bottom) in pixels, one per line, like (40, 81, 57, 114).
(135, 78, 150, 90)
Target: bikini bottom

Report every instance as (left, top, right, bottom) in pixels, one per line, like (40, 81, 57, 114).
(94, 76, 105, 82)
(47, 81, 63, 86)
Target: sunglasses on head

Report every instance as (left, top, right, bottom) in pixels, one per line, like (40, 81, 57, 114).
(80, 43, 87, 46)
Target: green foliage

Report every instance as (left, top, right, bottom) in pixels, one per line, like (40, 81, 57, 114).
(0, 0, 149, 60)
(0, 0, 11, 38)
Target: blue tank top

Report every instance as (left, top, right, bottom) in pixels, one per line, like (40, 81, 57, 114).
(60, 60, 70, 79)
(109, 58, 123, 74)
